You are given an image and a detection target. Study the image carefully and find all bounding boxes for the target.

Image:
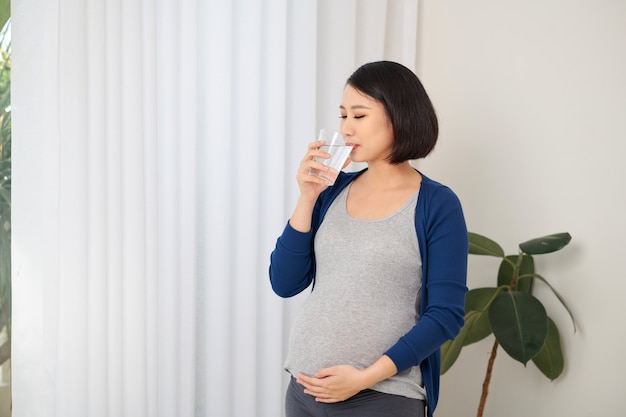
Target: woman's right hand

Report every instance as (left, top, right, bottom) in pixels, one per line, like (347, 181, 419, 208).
(296, 140, 332, 203)
(290, 140, 346, 233)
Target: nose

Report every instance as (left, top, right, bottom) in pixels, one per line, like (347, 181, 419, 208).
(340, 119, 354, 138)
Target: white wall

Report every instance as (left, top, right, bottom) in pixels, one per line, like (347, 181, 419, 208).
(415, 1, 626, 416)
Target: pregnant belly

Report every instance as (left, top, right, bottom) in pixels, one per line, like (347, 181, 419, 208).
(284, 296, 415, 377)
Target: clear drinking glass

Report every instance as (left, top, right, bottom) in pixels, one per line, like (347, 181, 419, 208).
(308, 129, 353, 186)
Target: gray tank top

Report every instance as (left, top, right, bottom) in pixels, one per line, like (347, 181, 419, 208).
(285, 184, 425, 400)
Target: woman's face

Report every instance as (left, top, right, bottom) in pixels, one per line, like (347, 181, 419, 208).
(339, 84, 394, 164)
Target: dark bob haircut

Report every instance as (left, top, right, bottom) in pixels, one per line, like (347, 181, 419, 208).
(346, 61, 438, 164)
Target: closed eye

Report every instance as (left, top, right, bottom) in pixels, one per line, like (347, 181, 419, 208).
(339, 114, 366, 119)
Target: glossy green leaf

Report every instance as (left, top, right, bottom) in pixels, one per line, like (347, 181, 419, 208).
(441, 287, 505, 373)
(469, 232, 505, 257)
(441, 316, 470, 374)
(462, 288, 498, 345)
(465, 287, 500, 311)
(489, 291, 548, 365)
(525, 273, 577, 332)
(440, 339, 456, 374)
(497, 255, 535, 292)
(441, 309, 487, 374)
(519, 233, 571, 255)
(532, 317, 564, 380)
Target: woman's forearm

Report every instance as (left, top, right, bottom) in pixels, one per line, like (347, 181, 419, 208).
(288, 196, 317, 232)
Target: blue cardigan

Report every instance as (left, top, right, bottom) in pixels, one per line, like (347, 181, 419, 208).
(269, 169, 468, 417)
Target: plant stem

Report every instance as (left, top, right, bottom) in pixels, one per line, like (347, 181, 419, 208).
(477, 339, 499, 417)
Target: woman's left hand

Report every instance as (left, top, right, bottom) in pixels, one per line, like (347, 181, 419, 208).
(296, 365, 367, 403)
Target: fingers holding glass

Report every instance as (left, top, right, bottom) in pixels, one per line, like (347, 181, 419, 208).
(307, 129, 353, 186)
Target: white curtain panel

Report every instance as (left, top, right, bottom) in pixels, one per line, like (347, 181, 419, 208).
(11, 1, 420, 416)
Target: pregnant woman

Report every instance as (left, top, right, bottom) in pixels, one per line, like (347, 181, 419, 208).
(269, 61, 468, 417)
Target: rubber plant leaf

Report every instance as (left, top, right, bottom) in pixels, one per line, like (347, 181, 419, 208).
(489, 291, 548, 365)
(440, 310, 481, 374)
(440, 339, 456, 374)
(525, 273, 577, 332)
(519, 232, 571, 255)
(462, 287, 499, 346)
(531, 317, 564, 380)
(469, 232, 505, 257)
(498, 255, 535, 293)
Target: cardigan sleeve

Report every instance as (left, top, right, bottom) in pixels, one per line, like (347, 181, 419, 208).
(384, 185, 468, 372)
(268, 179, 342, 298)
(269, 221, 316, 298)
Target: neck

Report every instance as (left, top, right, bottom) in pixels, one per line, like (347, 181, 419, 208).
(360, 160, 420, 189)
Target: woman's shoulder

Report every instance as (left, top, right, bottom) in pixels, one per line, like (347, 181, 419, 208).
(419, 172, 457, 196)
(416, 172, 467, 236)
(417, 171, 464, 211)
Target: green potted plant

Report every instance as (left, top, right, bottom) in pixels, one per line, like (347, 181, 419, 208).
(0, 12, 11, 374)
(441, 232, 576, 417)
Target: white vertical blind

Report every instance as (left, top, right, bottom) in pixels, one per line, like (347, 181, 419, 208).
(11, 1, 420, 416)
